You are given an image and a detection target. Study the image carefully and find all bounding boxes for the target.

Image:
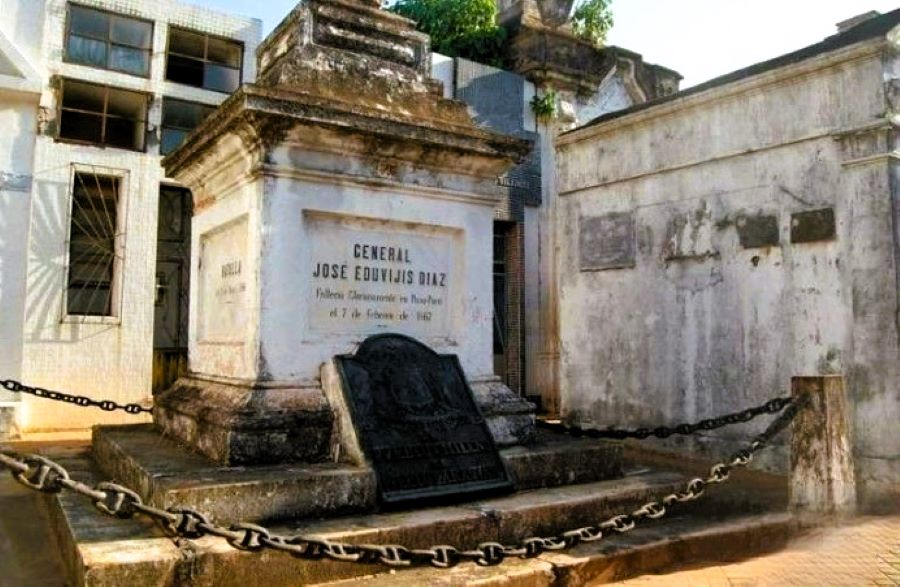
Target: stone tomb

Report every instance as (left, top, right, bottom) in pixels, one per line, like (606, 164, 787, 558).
(151, 0, 537, 469)
(41, 7, 632, 576)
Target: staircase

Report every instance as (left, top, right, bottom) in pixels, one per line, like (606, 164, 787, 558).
(2, 427, 805, 586)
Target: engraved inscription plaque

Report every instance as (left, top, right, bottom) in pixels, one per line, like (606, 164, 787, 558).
(579, 212, 636, 271)
(306, 213, 459, 338)
(336, 334, 512, 505)
(198, 216, 248, 344)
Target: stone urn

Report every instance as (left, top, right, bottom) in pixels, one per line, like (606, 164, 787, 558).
(535, 0, 576, 27)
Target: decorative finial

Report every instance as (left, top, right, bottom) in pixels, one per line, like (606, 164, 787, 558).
(535, 0, 576, 28)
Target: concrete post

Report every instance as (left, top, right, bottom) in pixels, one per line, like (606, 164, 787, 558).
(790, 376, 856, 517)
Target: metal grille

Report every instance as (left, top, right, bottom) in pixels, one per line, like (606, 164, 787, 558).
(66, 169, 124, 317)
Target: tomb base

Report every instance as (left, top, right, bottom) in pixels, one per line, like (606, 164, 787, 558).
(154, 374, 535, 467)
(153, 377, 334, 466)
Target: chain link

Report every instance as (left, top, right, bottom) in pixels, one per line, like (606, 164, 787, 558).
(1, 380, 152, 416)
(0, 395, 804, 571)
(537, 395, 793, 440)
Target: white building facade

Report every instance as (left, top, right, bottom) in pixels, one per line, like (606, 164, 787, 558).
(1, 0, 261, 437)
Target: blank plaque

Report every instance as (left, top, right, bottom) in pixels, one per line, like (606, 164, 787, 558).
(791, 208, 836, 244)
(579, 212, 636, 271)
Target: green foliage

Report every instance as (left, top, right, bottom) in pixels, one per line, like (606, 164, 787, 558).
(530, 89, 558, 120)
(390, 0, 507, 66)
(572, 0, 614, 47)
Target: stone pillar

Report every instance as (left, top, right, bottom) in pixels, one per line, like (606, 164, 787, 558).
(531, 97, 578, 415)
(790, 375, 857, 517)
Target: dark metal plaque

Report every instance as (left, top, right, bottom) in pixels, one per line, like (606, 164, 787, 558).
(336, 334, 513, 505)
(579, 212, 636, 271)
(737, 214, 780, 249)
(791, 208, 836, 244)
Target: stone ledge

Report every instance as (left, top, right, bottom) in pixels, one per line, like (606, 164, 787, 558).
(319, 512, 801, 586)
(92, 425, 624, 525)
(93, 424, 376, 524)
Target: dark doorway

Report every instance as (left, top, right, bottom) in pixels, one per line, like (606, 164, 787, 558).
(152, 185, 192, 393)
(493, 222, 510, 384)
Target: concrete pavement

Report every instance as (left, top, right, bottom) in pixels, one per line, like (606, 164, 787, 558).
(613, 516, 900, 586)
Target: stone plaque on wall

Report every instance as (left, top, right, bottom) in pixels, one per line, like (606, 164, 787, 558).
(791, 208, 836, 244)
(579, 212, 636, 271)
(306, 213, 460, 338)
(198, 216, 249, 344)
(737, 214, 780, 249)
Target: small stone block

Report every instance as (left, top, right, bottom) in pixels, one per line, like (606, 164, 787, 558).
(790, 208, 836, 244)
(737, 215, 779, 249)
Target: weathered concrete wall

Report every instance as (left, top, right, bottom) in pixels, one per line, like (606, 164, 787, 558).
(431, 53, 647, 408)
(557, 36, 899, 509)
(14, 0, 261, 434)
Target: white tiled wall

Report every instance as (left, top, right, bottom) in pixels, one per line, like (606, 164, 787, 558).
(16, 0, 262, 434)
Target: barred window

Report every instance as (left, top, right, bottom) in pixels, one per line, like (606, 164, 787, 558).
(160, 98, 215, 155)
(166, 27, 243, 94)
(66, 170, 126, 318)
(58, 79, 149, 152)
(65, 4, 153, 77)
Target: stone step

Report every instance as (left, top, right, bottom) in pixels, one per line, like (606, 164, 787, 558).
(92, 424, 625, 524)
(316, 512, 800, 586)
(42, 446, 782, 587)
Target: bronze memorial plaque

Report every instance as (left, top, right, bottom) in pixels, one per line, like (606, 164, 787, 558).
(336, 334, 513, 505)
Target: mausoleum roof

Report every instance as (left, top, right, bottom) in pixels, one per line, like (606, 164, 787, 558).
(569, 8, 900, 134)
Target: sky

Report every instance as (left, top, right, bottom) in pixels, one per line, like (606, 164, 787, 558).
(191, 0, 900, 88)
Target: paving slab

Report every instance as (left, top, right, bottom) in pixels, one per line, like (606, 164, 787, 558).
(0, 469, 67, 587)
(614, 515, 900, 586)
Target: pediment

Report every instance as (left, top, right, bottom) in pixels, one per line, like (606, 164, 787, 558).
(0, 29, 41, 94)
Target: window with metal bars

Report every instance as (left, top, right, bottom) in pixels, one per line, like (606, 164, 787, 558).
(65, 4, 153, 77)
(165, 27, 243, 94)
(58, 79, 149, 151)
(66, 170, 126, 318)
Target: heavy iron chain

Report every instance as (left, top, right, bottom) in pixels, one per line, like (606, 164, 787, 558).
(0, 395, 806, 570)
(537, 396, 794, 440)
(1, 373, 789, 442)
(0, 380, 152, 416)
